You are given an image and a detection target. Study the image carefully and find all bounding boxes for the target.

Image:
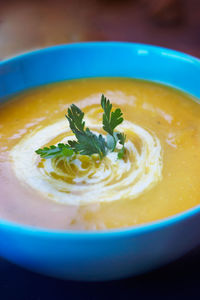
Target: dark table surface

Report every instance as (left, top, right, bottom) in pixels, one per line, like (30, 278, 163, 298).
(1, 246, 200, 300)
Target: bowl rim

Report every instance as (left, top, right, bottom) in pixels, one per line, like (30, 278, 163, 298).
(0, 41, 200, 238)
(1, 41, 200, 65)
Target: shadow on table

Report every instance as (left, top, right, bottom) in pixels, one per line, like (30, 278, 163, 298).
(1, 246, 200, 300)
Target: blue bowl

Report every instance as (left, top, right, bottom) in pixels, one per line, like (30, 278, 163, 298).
(0, 42, 200, 281)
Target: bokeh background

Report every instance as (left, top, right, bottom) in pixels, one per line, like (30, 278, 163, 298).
(0, 0, 199, 60)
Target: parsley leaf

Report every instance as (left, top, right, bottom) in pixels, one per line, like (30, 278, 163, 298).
(116, 132, 126, 159)
(35, 143, 74, 159)
(117, 132, 126, 147)
(101, 95, 123, 136)
(66, 105, 107, 158)
(101, 95, 126, 158)
(68, 128, 106, 158)
(65, 104, 85, 133)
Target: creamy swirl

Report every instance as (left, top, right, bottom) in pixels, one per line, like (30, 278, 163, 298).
(10, 113, 163, 205)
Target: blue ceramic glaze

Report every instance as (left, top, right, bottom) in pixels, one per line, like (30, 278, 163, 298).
(0, 42, 200, 281)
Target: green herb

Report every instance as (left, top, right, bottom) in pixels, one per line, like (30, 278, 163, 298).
(36, 95, 127, 160)
(101, 94, 126, 154)
(101, 95, 123, 136)
(117, 132, 126, 159)
(66, 104, 106, 158)
(66, 104, 85, 133)
(35, 143, 74, 159)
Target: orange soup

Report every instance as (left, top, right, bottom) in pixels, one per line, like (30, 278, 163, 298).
(0, 78, 200, 230)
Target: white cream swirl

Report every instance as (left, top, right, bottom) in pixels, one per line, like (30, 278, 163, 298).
(10, 115, 163, 205)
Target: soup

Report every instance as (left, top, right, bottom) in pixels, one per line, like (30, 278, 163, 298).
(0, 78, 200, 230)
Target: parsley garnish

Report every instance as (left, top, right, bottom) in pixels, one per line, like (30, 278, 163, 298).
(116, 132, 126, 159)
(36, 95, 126, 160)
(66, 104, 106, 159)
(101, 95, 126, 153)
(101, 95, 123, 136)
(35, 143, 74, 159)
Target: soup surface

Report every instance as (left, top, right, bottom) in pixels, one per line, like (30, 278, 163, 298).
(0, 78, 200, 230)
